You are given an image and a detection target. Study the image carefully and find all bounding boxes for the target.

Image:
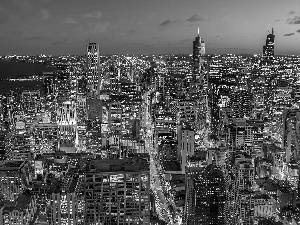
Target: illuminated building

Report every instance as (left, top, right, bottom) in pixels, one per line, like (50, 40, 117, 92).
(43, 71, 55, 95)
(192, 26, 205, 84)
(55, 64, 73, 100)
(177, 123, 195, 174)
(34, 123, 58, 154)
(184, 164, 201, 224)
(184, 164, 226, 225)
(86, 43, 100, 98)
(154, 113, 177, 138)
(158, 138, 177, 161)
(21, 90, 41, 115)
(262, 28, 275, 63)
(233, 152, 255, 190)
(47, 174, 85, 225)
(76, 93, 87, 121)
(208, 60, 236, 136)
(56, 100, 77, 152)
(282, 109, 300, 163)
(253, 193, 278, 221)
(177, 100, 196, 124)
(239, 191, 255, 225)
(230, 89, 253, 118)
(84, 157, 150, 224)
(226, 118, 264, 157)
(0, 192, 37, 225)
(0, 160, 31, 201)
(231, 152, 255, 224)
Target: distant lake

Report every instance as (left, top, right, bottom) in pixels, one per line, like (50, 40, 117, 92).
(0, 80, 44, 94)
(0, 60, 54, 94)
(0, 59, 53, 79)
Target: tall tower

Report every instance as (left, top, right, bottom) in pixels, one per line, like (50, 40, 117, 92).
(262, 27, 275, 62)
(192, 26, 205, 83)
(86, 43, 100, 98)
(184, 164, 226, 225)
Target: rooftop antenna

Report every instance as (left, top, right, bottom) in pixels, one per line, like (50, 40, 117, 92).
(197, 21, 200, 37)
(268, 22, 271, 34)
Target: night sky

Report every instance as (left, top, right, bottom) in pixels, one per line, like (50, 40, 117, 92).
(0, 0, 300, 55)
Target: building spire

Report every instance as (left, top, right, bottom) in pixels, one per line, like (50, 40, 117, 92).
(197, 21, 200, 37)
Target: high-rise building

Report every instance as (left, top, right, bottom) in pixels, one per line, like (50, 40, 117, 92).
(177, 123, 195, 174)
(230, 89, 253, 118)
(56, 100, 77, 152)
(262, 28, 275, 62)
(282, 109, 300, 163)
(47, 174, 85, 225)
(184, 164, 226, 225)
(86, 43, 100, 98)
(226, 118, 264, 157)
(0, 192, 37, 225)
(84, 157, 150, 224)
(232, 152, 255, 224)
(208, 60, 237, 137)
(192, 27, 205, 83)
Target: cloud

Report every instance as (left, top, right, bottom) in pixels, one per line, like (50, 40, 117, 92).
(283, 33, 295, 36)
(12, 0, 33, 10)
(176, 39, 190, 46)
(186, 14, 206, 22)
(52, 37, 69, 46)
(287, 16, 300, 24)
(63, 18, 78, 24)
(158, 19, 179, 29)
(91, 22, 109, 33)
(40, 9, 50, 20)
(127, 29, 136, 34)
(159, 20, 172, 27)
(83, 11, 102, 19)
(24, 35, 52, 41)
(297, 29, 300, 33)
(0, 7, 10, 24)
(288, 11, 296, 15)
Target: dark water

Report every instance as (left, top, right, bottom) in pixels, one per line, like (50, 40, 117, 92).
(0, 59, 52, 79)
(0, 80, 44, 94)
(0, 60, 52, 94)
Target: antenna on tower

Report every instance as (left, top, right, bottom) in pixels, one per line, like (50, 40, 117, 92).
(268, 22, 271, 33)
(197, 21, 200, 37)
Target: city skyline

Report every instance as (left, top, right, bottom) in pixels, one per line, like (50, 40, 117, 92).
(1, 0, 300, 55)
(1, 9, 300, 222)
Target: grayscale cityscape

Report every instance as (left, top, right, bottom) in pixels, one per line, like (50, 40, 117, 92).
(0, 0, 300, 224)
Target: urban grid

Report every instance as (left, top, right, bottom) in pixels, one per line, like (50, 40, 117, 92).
(1, 2, 300, 225)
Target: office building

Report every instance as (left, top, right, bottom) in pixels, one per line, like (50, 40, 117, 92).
(192, 27, 205, 84)
(86, 43, 100, 98)
(84, 157, 150, 224)
(184, 164, 226, 225)
(262, 28, 275, 62)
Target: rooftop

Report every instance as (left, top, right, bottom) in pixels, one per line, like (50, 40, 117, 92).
(0, 160, 26, 171)
(163, 160, 181, 172)
(2, 193, 33, 214)
(89, 157, 149, 173)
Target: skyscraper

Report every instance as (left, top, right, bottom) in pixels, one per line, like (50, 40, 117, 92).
(192, 27, 205, 83)
(184, 164, 226, 225)
(84, 157, 150, 224)
(86, 43, 100, 98)
(262, 28, 275, 62)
